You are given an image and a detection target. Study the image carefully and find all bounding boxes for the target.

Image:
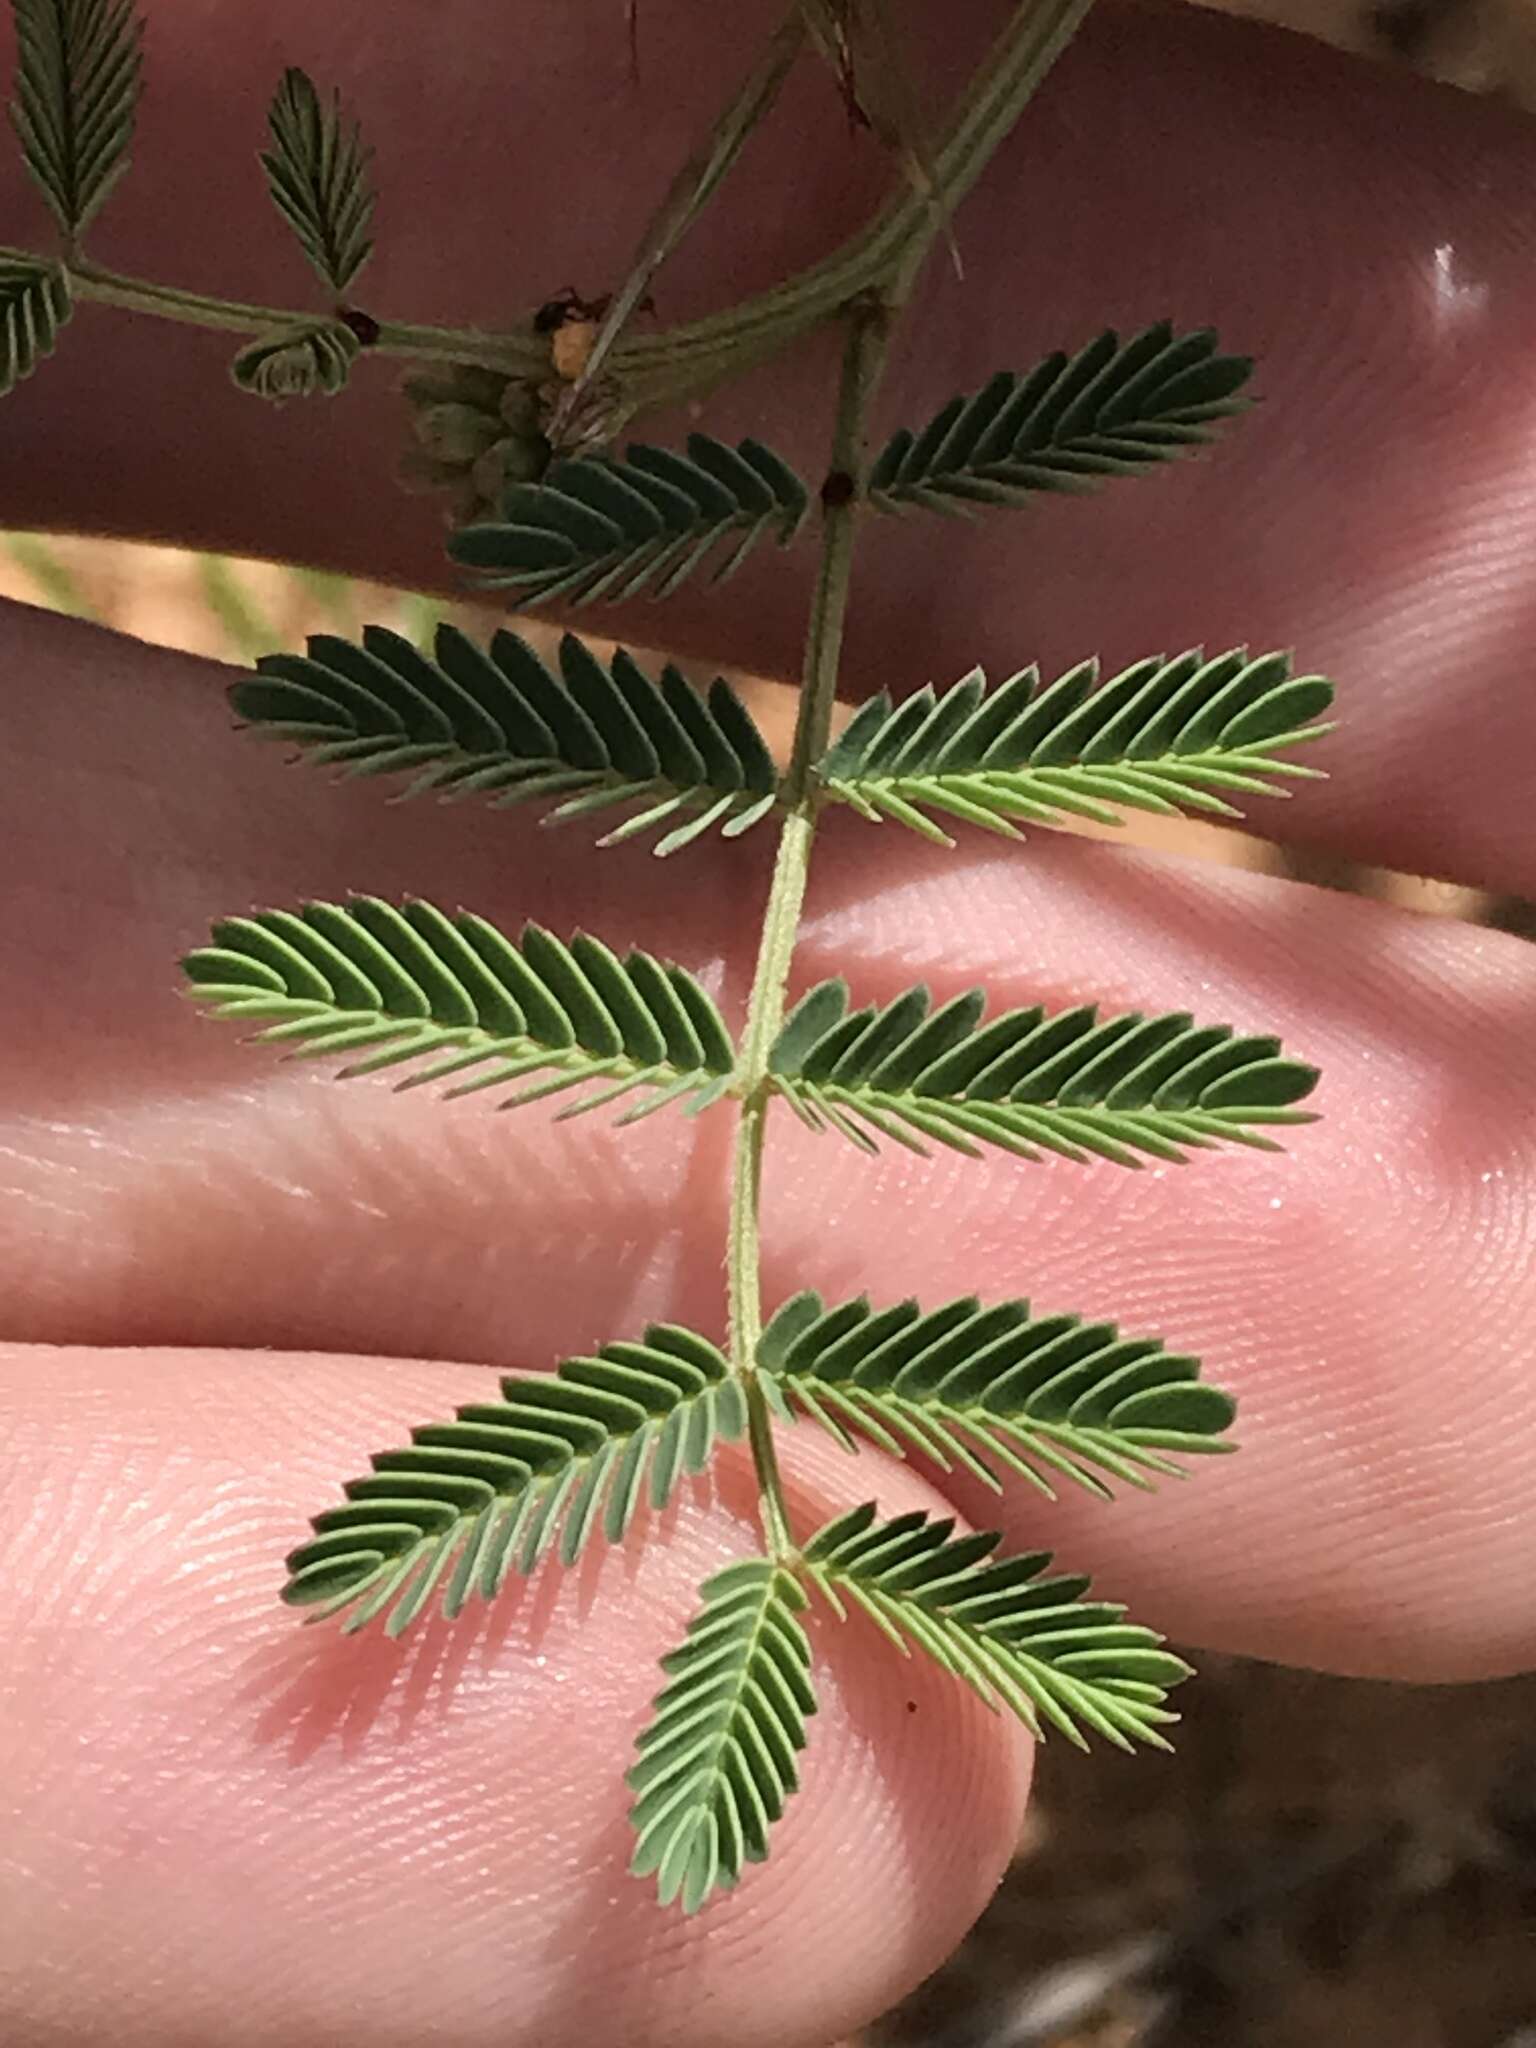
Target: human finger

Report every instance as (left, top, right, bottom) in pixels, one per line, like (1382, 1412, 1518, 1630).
(0, 5, 1534, 885)
(0, 1343, 1030, 2048)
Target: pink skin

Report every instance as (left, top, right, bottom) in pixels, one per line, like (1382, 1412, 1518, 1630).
(2, 3, 1535, 2042)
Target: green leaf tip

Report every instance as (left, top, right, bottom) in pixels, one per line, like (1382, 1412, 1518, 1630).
(182, 897, 737, 1122)
(260, 66, 377, 294)
(9, 0, 144, 240)
(769, 977, 1318, 1165)
(758, 1287, 1235, 1498)
(231, 622, 780, 852)
(817, 648, 1334, 843)
(447, 431, 811, 607)
(283, 1321, 747, 1635)
(868, 322, 1253, 518)
(0, 255, 70, 394)
(629, 1558, 815, 1912)
(802, 1502, 1189, 1750)
(230, 319, 359, 402)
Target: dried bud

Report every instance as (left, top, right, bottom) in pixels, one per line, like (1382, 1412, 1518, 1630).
(471, 433, 550, 506)
(410, 401, 502, 464)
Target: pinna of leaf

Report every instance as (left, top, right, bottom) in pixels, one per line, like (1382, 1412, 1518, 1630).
(0, 0, 1334, 1915)
(179, 327, 1331, 1908)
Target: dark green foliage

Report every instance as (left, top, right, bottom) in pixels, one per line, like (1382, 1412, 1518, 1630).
(629, 1559, 816, 1911)
(259, 67, 376, 293)
(282, 1324, 749, 1634)
(801, 1503, 1189, 1749)
(448, 431, 811, 605)
(769, 977, 1318, 1165)
(757, 1288, 1234, 1498)
(0, 253, 68, 391)
(816, 648, 1334, 844)
(182, 897, 737, 1122)
(8, 0, 142, 239)
(232, 623, 781, 853)
(868, 324, 1252, 516)
(230, 319, 359, 401)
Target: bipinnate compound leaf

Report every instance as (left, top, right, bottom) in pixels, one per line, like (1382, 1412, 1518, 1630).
(0, 254, 69, 393)
(629, 1559, 815, 1912)
(448, 432, 811, 606)
(8, 0, 142, 239)
(801, 1503, 1189, 1749)
(768, 978, 1318, 1165)
(868, 323, 1252, 518)
(182, 897, 736, 1123)
(230, 319, 359, 401)
(232, 623, 780, 853)
(260, 67, 376, 293)
(757, 1289, 1235, 1499)
(816, 648, 1334, 845)
(282, 1324, 748, 1635)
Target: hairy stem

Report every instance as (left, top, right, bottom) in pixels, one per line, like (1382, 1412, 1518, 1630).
(727, 300, 893, 1562)
(51, 253, 551, 374)
(6, 0, 1091, 438)
(548, 5, 808, 446)
(607, 0, 1096, 396)
(720, 0, 1096, 1563)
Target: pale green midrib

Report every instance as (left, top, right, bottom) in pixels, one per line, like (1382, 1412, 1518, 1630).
(663, 1574, 796, 1822)
(311, 1387, 733, 1606)
(784, 1075, 1290, 1125)
(823, 746, 1323, 806)
(197, 996, 728, 1090)
(775, 1375, 1222, 1458)
(282, 736, 776, 816)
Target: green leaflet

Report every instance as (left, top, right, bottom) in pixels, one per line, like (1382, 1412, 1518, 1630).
(768, 977, 1318, 1166)
(816, 649, 1334, 844)
(259, 68, 376, 294)
(230, 319, 360, 402)
(629, 1558, 816, 1912)
(0, 255, 69, 395)
(8, 0, 142, 240)
(867, 323, 1252, 518)
(758, 1288, 1234, 1499)
(448, 431, 811, 606)
(283, 1324, 749, 1636)
(801, 1503, 1188, 1749)
(181, 897, 737, 1122)
(232, 624, 781, 854)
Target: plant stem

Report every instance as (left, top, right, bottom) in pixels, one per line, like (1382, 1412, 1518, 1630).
(548, 5, 808, 446)
(53, 253, 551, 375)
(9, 0, 1091, 432)
(607, 0, 1096, 395)
(718, 0, 1097, 1563)
(726, 299, 893, 1562)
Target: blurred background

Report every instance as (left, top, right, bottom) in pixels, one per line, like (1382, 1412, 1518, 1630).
(5, 525, 1533, 2048)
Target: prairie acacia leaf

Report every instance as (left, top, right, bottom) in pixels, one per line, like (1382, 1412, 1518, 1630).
(817, 649, 1334, 843)
(868, 324, 1252, 519)
(758, 1289, 1234, 1498)
(182, 898, 736, 1119)
(629, 1559, 815, 1911)
(260, 67, 376, 292)
(448, 432, 810, 606)
(231, 624, 780, 852)
(230, 320, 359, 402)
(281, 1324, 750, 1634)
(0, 255, 68, 393)
(802, 1503, 1188, 1749)
(768, 978, 1318, 1165)
(9, 0, 142, 239)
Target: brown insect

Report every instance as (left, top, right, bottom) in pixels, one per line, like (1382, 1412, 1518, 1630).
(533, 285, 658, 384)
